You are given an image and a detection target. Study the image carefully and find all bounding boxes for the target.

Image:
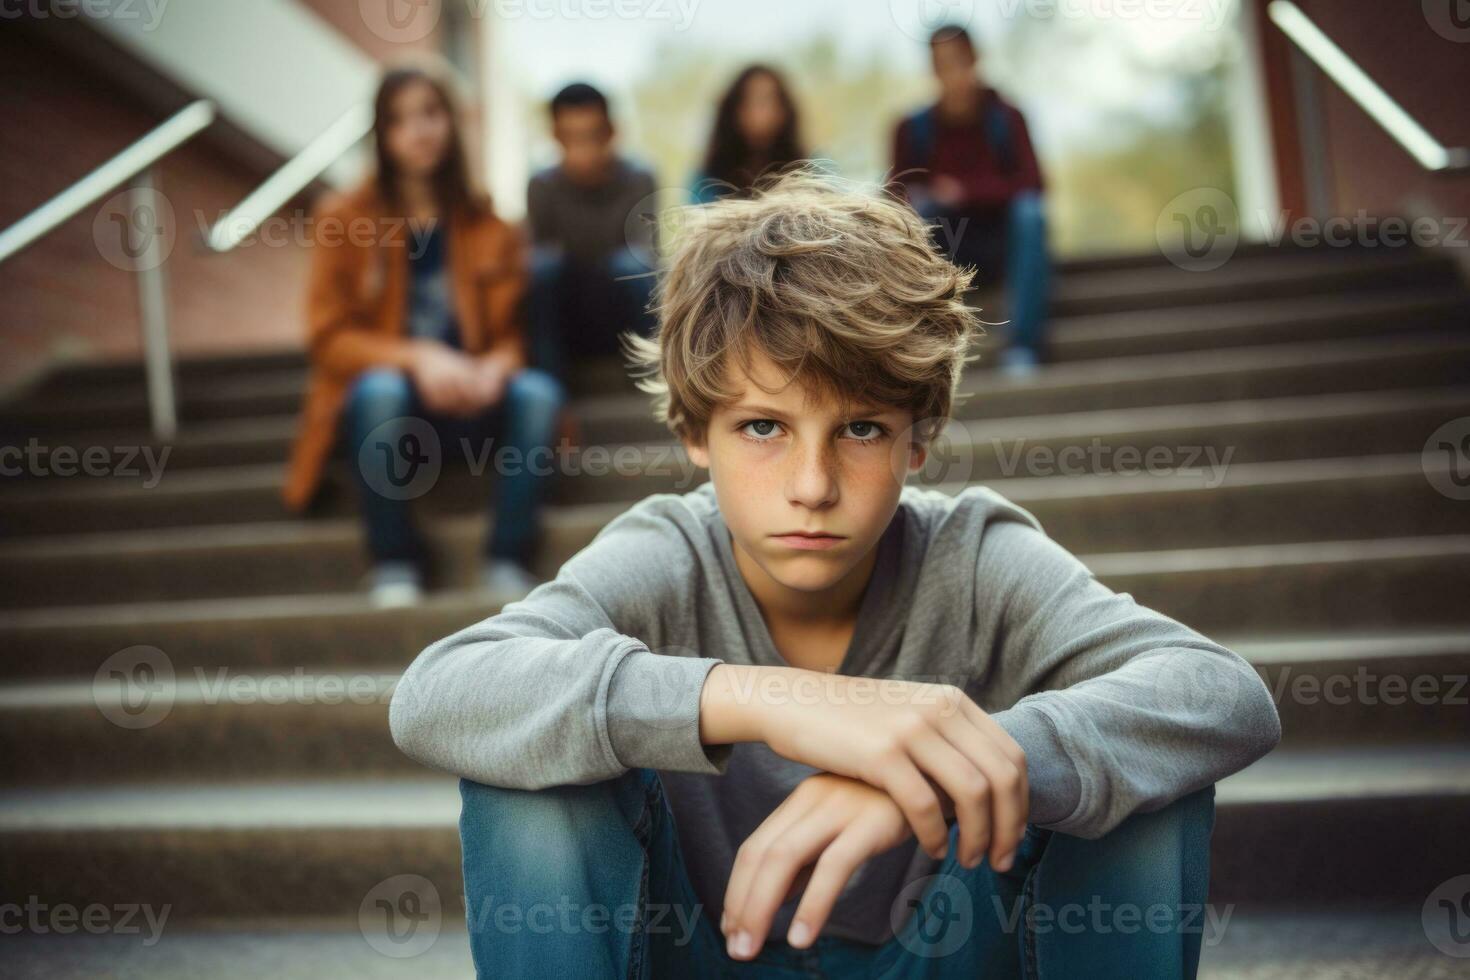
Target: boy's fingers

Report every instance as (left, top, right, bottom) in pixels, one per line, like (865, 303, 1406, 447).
(725, 819, 840, 959)
(875, 759, 950, 859)
(908, 730, 989, 867)
(969, 745, 1025, 870)
(721, 796, 806, 942)
(786, 828, 876, 948)
(939, 713, 1027, 866)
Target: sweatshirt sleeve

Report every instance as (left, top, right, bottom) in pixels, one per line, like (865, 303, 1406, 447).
(981, 512, 1281, 839)
(389, 499, 733, 788)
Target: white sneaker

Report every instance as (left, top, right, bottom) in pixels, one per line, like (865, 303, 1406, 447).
(997, 346, 1041, 380)
(481, 559, 541, 601)
(368, 562, 423, 609)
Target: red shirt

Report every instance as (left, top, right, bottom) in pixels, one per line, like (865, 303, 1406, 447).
(892, 87, 1044, 214)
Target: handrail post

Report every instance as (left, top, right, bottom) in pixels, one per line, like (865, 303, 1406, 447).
(132, 167, 178, 441)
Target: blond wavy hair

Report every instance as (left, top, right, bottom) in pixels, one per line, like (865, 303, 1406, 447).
(622, 165, 982, 448)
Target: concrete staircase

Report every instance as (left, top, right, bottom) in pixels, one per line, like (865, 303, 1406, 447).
(2, 243, 1468, 977)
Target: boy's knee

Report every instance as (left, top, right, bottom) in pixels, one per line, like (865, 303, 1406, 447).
(459, 769, 651, 858)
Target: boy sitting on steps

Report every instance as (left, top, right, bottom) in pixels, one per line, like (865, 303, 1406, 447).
(389, 167, 1281, 978)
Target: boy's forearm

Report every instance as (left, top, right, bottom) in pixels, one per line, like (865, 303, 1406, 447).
(698, 663, 779, 748)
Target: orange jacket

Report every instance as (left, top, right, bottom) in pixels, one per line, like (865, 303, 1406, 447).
(280, 182, 528, 513)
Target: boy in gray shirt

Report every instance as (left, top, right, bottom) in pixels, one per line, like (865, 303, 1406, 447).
(391, 168, 1281, 978)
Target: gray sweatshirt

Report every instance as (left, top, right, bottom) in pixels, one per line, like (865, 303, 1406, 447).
(390, 482, 1281, 945)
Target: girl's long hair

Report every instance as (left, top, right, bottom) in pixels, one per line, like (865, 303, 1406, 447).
(699, 65, 806, 198)
(372, 60, 489, 218)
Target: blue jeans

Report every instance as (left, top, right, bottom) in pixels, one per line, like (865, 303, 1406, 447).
(919, 190, 1051, 357)
(338, 366, 564, 568)
(458, 768, 1215, 979)
(528, 245, 657, 385)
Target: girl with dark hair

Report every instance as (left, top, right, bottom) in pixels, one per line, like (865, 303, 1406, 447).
(692, 65, 809, 203)
(281, 59, 565, 606)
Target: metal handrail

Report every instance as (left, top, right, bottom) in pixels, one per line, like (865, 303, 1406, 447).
(1268, 1, 1469, 174)
(0, 100, 216, 264)
(0, 99, 218, 440)
(205, 103, 373, 253)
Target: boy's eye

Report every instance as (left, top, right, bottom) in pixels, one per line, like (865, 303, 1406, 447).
(740, 419, 782, 440)
(844, 421, 887, 442)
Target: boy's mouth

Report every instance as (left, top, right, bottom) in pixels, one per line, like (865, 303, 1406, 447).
(769, 531, 846, 551)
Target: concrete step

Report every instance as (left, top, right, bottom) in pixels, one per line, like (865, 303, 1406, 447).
(15, 244, 1448, 397)
(3, 630, 1463, 785)
(4, 385, 1466, 536)
(9, 331, 1469, 473)
(2, 454, 1466, 606)
(0, 533, 1466, 684)
(0, 744, 1464, 921)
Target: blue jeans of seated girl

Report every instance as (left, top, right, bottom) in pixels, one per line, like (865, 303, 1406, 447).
(458, 768, 1215, 979)
(338, 366, 564, 568)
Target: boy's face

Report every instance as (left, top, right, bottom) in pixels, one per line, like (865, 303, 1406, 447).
(931, 37, 981, 97)
(683, 349, 926, 597)
(552, 104, 615, 185)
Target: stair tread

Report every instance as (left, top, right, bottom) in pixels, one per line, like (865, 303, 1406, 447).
(0, 452, 1447, 558)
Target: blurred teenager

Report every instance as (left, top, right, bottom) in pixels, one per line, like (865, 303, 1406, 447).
(281, 60, 564, 606)
(526, 82, 659, 389)
(892, 25, 1052, 377)
(692, 65, 809, 203)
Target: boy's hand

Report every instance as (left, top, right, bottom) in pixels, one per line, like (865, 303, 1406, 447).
(753, 668, 1027, 871)
(720, 772, 911, 959)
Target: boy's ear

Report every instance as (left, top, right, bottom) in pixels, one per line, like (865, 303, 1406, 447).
(682, 433, 710, 470)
